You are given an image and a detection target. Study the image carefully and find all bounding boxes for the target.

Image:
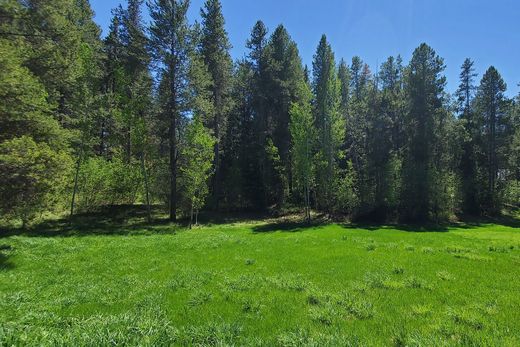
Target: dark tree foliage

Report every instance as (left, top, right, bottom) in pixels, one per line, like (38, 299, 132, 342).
(475, 67, 509, 214)
(1, 0, 518, 225)
(401, 43, 448, 221)
(199, 0, 233, 208)
(148, 0, 192, 221)
(456, 58, 480, 214)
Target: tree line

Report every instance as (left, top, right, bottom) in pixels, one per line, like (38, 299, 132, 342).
(1, 0, 519, 227)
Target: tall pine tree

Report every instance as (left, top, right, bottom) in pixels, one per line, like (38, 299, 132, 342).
(312, 35, 344, 212)
(148, 0, 192, 221)
(199, 0, 233, 208)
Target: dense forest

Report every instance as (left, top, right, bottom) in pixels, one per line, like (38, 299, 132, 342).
(1, 0, 519, 227)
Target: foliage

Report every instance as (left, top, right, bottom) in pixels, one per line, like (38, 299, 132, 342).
(75, 157, 142, 212)
(179, 117, 216, 226)
(0, 0, 518, 223)
(290, 81, 315, 221)
(312, 35, 345, 212)
(0, 137, 72, 226)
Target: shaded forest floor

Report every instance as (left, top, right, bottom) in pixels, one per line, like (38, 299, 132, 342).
(1, 207, 520, 345)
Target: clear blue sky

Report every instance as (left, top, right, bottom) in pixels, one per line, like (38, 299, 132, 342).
(90, 0, 519, 96)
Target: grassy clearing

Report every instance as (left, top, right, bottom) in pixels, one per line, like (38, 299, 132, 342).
(1, 213, 520, 346)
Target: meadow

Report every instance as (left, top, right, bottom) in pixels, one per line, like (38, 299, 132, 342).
(1, 210, 520, 346)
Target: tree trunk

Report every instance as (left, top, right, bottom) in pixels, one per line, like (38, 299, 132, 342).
(213, 107, 220, 210)
(141, 153, 152, 223)
(190, 201, 194, 229)
(70, 152, 82, 218)
(170, 120, 177, 222)
(169, 64, 178, 222)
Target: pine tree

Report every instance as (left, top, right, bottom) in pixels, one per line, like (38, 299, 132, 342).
(338, 59, 350, 115)
(200, 0, 233, 208)
(346, 57, 372, 216)
(221, 61, 255, 209)
(99, 8, 125, 158)
(20, 0, 103, 127)
(401, 43, 449, 221)
(456, 58, 480, 214)
(312, 35, 344, 212)
(263, 25, 305, 203)
(148, 0, 192, 221)
(246, 20, 270, 209)
(350, 56, 364, 100)
(0, 28, 72, 225)
(367, 56, 404, 219)
(475, 67, 508, 214)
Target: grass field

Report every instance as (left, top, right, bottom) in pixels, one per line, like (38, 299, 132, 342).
(1, 212, 520, 346)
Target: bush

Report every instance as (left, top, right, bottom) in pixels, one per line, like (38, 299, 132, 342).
(76, 156, 142, 211)
(503, 179, 520, 207)
(0, 136, 72, 225)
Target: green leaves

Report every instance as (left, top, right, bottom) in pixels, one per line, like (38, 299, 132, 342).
(0, 136, 72, 225)
(180, 117, 216, 218)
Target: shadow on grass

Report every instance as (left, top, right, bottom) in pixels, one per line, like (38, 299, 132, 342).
(252, 214, 520, 235)
(0, 205, 182, 238)
(1, 205, 518, 238)
(252, 221, 322, 233)
(0, 244, 14, 270)
(196, 211, 273, 225)
(340, 222, 451, 233)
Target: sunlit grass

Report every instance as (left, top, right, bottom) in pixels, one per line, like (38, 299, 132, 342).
(1, 217, 520, 345)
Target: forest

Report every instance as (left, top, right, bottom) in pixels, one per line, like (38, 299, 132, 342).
(2, 1, 520, 345)
(1, 0, 519, 227)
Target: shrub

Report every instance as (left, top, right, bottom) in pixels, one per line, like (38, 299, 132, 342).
(0, 136, 72, 226)
(76, 156, 142, 211)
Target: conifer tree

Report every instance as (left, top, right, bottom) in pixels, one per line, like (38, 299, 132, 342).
(246, 20, 270, 209)
(221, 61, 255, 209)
(338, 59, 350, 116)
(475, 67, 508, 214)
(263, 25, 305, 202)
(0, 20, 72, 225)
(312, 35, 344, 212)
(456, 58, 480, 214)
(200, 0, 233, 208)
(148, 0, 192, 221)
(401, 43, 449, 221)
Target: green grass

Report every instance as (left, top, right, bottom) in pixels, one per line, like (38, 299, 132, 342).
(1, 213, 520, 346)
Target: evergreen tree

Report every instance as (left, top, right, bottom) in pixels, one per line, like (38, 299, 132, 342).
(246, 20, 270, 209)
(99, 8, 125, 158)
(346, 57, 372, 215)
(350, 56, 364, 100)
(505, 91, 520, 206)
(0, 30, 72, 225)
(20, 0, 103, 128)
(263, 25, 305, 203)
(456, 58, 480, 214)
(200, 0, 233, 208)
(338, 59, 350, 116)
(366, 56, 405, 219)
(401, 43, 449, 221)
(221, 61, 255, 209)
(475, 67, 508, 214)
(312, 35, 344, 212)
(148, 0, 192, 221)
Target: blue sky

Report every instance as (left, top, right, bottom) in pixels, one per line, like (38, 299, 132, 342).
(90, 0, 519, 96)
